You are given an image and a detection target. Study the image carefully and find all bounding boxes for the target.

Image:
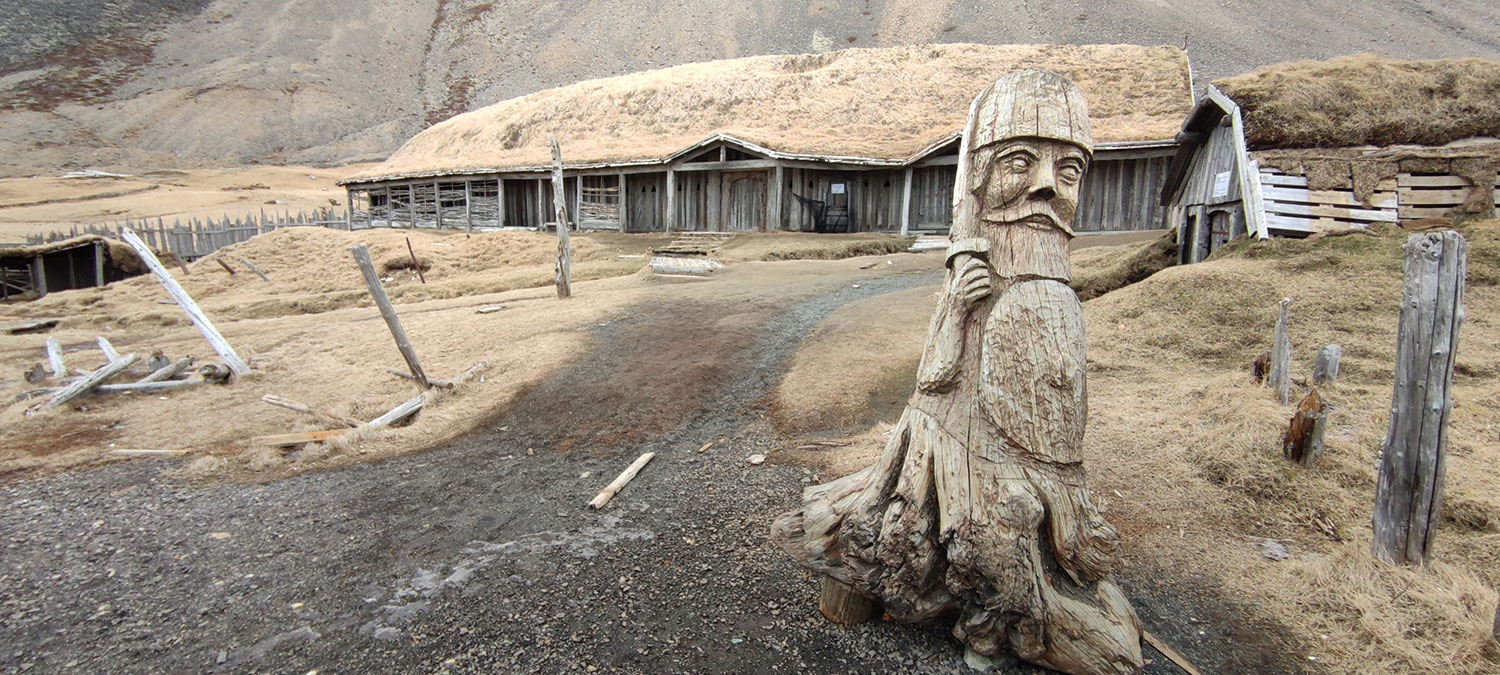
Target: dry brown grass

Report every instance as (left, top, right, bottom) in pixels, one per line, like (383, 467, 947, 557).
(0, 228, 938, 481)
(1217, 54, 1500, 149)
(350, 43, 1193, 182)
(773, 221, 1500, 673)
(1068, 230, 1178, 300)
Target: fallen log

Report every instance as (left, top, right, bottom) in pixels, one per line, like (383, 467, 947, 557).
(121, 228, 250, 376)
(44, 353, 139, 409)
(136, 356, 195, 383)
(261, 394, 363, 428)
(589, 452, 655, 509)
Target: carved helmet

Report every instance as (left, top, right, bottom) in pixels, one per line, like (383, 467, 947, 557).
(965, 69, 1093, 156)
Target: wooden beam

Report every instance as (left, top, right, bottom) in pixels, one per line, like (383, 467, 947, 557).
(253, 429, 349, 447)
(1373, 231, 1467, 566)
(261, 394, 363, 428)
(96, 336, 121, 363)
(45, 353, 139, 409)
(618, 173, 629, 232)
(93, 240, 105, 287)
(672, 159, 777, 172)
(137, 356, 194, 383)
(434, 181, 443, 229)
(900, 166, 914, 236)
(769, 164, 784, 231)
(120, 229, 251, 376)
(665, 169, 677, 232)
(348, 243, 430, 388)
(465, 180, 473, 230)
(588, 452, 655, 509)
(497, 179, 507, 228)
(551, 138, 574, 298)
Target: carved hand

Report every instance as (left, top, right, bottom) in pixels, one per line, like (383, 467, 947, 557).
(953, 254, 993, 309)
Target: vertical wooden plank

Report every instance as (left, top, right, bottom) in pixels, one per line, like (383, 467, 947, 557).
(93, 240, 105, 287)
(1269, 298, 1292, 404)
(618, 173, 630, 232)
(707, 172, 722, 232)
(550, 139, 573, 298)
(119, 228, 250, 376)
(465, 180, 473, 230)
(33, 255, 47, 298)
(497, 179, 507, 228)
(768, 164, 784, 232)
(665, 168, 677, 232)
(407, 184, 416, 228)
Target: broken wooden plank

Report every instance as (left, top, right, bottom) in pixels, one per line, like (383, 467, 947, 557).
(697, 441, 713, 454)
(97, 336, 121, 363)
(136, 356, 195, 383)
(1143, 630, 1203, 675)
(588, 452, 655, 509)
(45, 337, 66, 377)
(44, 353, 139, 409)
(215, 258, 237, 275)
(475, 305, 506, 314)
(349, 243, 429, 389)
(252, 429, 349, 447)
(262, 394, 362, 428)
(120, 228, 250, 376)
(0, 318, 60, 335)
(240, 258, 271, 282)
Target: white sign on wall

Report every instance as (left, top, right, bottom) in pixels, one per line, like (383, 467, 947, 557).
(1213, 171, 1232, 198)
(829, 183, 846, 194)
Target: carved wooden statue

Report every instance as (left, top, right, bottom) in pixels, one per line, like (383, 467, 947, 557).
(773, 70, 1143, 675)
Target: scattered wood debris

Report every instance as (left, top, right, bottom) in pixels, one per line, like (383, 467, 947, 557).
(589, 452, 655, 509)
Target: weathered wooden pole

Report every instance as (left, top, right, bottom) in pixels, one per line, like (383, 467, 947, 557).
(550, 137, 573, 299)
(1372, 231, 1466, 566)
(1269, 297, 1292, 404)
(1313, 344, 1342, 386)
(349, 243, 430, 389)
(120, 228, 250, 376)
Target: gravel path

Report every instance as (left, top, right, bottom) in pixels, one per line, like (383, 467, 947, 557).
(0, 267, 1298, 674)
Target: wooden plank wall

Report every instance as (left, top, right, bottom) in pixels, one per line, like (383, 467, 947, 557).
(1259, 171, 1397, 234)
(579, 175, 622, 230)
(780, 168, 904, 232)
(910, 166, 955, 231)
(1074, 155, 1171, 232)
(624, 173, 666, 232)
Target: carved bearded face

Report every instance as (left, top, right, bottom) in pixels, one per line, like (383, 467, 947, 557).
(973, 138, 1089, 232)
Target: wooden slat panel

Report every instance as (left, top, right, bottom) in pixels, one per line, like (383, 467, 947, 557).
(1263, 186, 1398, 208)
(1398, 174, 1470, 188)
(1260, 173, 1308, 187)
(1263, 214, 1317, 233)
(1399, 206, 1462, 219)
(1264, 200, 1397, 222)
(1396, 188, 1471, 205)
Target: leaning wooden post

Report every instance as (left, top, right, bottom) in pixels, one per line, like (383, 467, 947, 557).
(1269, 297, 1292, 404)
(119, 228, 251, 376)
(550, 137, 573, 299)
(349, 243, 430, 389)
(1372, 231, 1466, 566)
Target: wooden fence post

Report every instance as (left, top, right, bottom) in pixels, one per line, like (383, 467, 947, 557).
(349, 243, 430, 388)
(1269, 297, 1292, 404)
(550, 138, 573, 299)
(1313, 344, 1342, 386)
(1372, 231, 1466, 566)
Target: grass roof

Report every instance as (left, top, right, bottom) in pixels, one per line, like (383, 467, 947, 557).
(1216, 55, 1500, 150)
(349, 43, 1192, 183)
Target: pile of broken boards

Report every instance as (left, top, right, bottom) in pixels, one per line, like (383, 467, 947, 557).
(19, 335, 227, 414)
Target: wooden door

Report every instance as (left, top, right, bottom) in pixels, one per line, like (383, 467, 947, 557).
(723, 171, 766, 231)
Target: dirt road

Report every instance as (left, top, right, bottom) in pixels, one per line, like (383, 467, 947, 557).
(0, 265, 1299, 674)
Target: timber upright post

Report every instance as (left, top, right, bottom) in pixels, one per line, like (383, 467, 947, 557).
(550, 137, 573, 298)
(1372, 231, 1466, 566)
(349, 243, 431, 389)
(1269, 298, 1292, 404)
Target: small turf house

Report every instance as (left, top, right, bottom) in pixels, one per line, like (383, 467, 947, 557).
(340, 44, 1195, 235)
(1161, 55, 1500, 263)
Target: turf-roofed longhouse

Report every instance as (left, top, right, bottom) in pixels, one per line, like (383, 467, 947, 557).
(339, 44, 1193, 235)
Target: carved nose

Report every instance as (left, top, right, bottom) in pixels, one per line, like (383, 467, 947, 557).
(1029, 185, 1056, 201)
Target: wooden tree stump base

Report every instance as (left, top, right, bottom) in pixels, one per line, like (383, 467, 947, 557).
(818, 576, 876, 625)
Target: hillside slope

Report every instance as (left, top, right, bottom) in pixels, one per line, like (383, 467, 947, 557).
(2, 0, 1498, 175)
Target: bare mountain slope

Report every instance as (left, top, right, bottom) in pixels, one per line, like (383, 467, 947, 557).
(2, 0, 1499, 175)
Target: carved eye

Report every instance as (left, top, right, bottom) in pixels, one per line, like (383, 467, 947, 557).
(1057, 160, 1084, 185)
(1001, 152, 1034, 174)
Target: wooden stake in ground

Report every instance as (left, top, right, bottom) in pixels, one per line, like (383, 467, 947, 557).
(96, 337, 121, 363)
(215, 259, 237, 275)
(1372, 231, 1466, 567)
(45, 337, 66, 377)
(1269, 297, 1292, 404)
(240, 258, 271, 283)
(119, 228, 250, 376)
(349, 243, 429, 389)
(550, 137, 572, 299)
(1313, 344, 1342, 386)
(404, 237, 426, 284)
(1284, 389, 1328, 466)
(772, 71, 1142, 674)
(588, 452, 655, 509)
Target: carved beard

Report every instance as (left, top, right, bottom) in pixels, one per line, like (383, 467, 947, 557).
(969, 139, 1087, 234)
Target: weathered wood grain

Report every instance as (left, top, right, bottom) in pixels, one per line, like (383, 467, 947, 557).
(589, 452, 655, 509)
(45, 353, 139, 409)
(1269, 298, 1292, 404)
(45, 337, 66, 377)
(550, 138, 573, 299)
(1313, 344, 1342, 386)
(1372, 231, 1466, 566)
(349, 243, 429, 389)
(120, 228, 250, 376)
(1284, 389, 1328, 466)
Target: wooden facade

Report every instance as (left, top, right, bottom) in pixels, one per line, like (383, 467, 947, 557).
(344, 135, 1177, 236)
(1160, 88, 1264, 263)
(0, 239, 110, 299)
